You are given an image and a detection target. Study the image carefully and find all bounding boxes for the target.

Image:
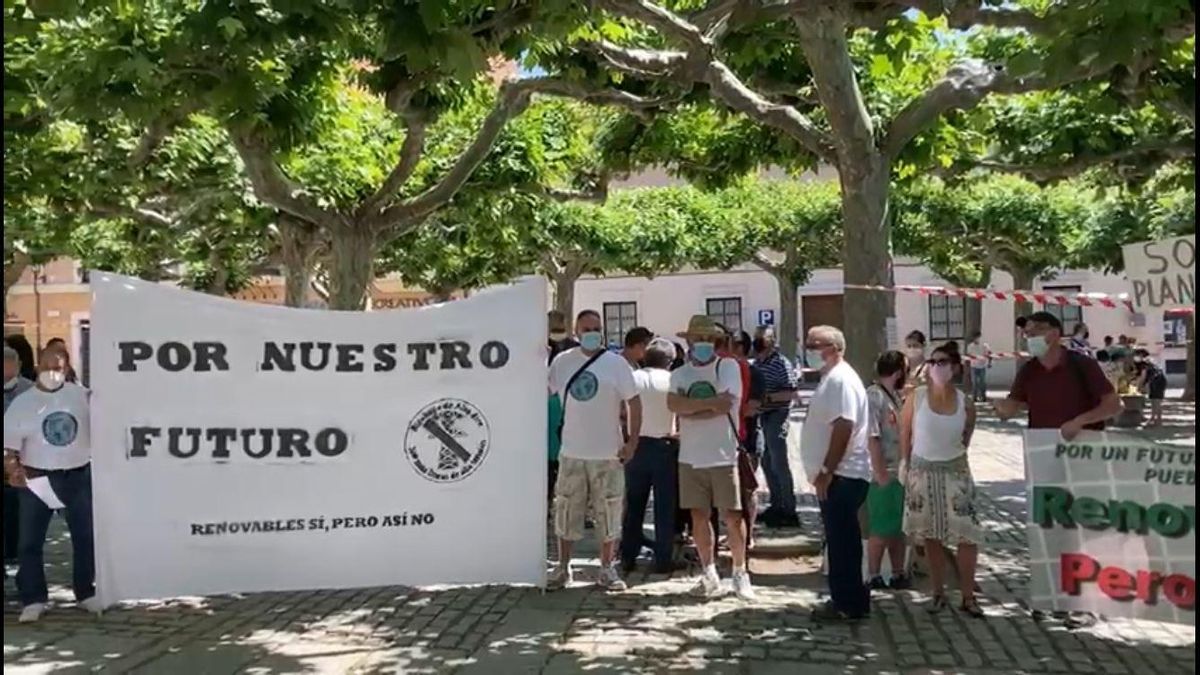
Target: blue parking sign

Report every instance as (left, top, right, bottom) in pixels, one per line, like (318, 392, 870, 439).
(757, 309, 775, 326)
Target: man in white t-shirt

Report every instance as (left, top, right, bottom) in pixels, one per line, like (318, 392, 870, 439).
(667, 316, 753, 600)
(3, 348, 102, 623)
(966, 332, 991, 402)
(547, 309, 641, 591)
(799, 325, 871, 621)
(619, 338, 681, 574)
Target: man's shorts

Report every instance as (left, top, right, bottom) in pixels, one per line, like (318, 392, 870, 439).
(679, 463, 740, 511)
(867, 479, 904, 538)
(554, 457, 624, 542)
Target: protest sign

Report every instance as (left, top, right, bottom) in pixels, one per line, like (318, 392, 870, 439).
(1025, 429, 1195, 625)
(91, 273, 547, 603)
(1122, 234, 1195, 311)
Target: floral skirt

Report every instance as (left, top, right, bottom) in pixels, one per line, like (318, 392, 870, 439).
(902, 454, 983, 546)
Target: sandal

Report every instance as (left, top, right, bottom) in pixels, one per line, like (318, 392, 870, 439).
(960, 596, 985, 618)
(926, 593, 948, 614)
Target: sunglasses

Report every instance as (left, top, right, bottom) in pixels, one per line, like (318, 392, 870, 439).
(929, 358, 953, 366)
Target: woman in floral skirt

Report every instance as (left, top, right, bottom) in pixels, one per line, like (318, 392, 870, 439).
(899, 344, 983, 617)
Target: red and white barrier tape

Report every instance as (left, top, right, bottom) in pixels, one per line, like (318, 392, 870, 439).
(840, 283, 1198, 313)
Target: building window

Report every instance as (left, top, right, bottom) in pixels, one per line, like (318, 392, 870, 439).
(602, 302, 637, 349)
(1164, 311, 1189, 345)
(706, 297, 743, 333)
(1042, 285, 1083, 336)
(928, 295, 966, 341)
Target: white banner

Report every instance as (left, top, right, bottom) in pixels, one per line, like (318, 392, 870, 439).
(91, 274, 547, 603)
(1025, 430, 1195, 625)
(1122, 234, 1195, 310)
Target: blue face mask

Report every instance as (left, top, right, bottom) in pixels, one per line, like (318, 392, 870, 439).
(580, 331, 604, 352)
(692, 342, 716, 363)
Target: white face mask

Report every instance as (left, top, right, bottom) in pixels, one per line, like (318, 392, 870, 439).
(1026, 335, 1050, 358)
(37, 370, 65, 390)
(3, 377, 17, 391)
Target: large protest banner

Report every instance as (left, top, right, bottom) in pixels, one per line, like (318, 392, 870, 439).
(1025, 429, 1195, 625)
(91, 273, 547, 603)
(1122, 234, 1195, 311)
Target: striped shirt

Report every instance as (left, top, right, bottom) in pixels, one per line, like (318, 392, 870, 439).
(757, 350, 798, 410)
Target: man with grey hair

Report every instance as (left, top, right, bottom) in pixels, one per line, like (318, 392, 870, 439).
(751, 326, 800, 528)
(799, 325, 871, 621)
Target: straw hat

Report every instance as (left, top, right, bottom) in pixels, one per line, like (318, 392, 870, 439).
(677, 315, 725, 340)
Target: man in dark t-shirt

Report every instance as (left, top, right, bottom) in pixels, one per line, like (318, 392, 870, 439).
(996, 312, 1122, 439)
(995, 311, 1122, 629)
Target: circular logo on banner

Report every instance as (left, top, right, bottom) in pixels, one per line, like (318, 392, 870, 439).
(404, 399, 491, 483)
(568, 371, 599, 402)
(42, 411, 79, 447)
(686, 380, 717, 400)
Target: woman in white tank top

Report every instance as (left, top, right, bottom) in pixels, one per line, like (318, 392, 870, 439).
(899, 344, 983, 617)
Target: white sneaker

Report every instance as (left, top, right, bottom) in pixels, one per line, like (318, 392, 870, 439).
(546, 565, 573, 590)
(598, 565, 627, 592)
(78, 596, 105, 615)
(19, 603, 46, 623)
(690, 574, 724, 598)
(732, 571, 756, 601)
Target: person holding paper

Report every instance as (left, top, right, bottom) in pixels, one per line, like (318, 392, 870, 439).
(3, 349, 101, 623)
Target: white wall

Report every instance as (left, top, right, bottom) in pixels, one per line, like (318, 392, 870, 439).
(551, 262, 1179, 388)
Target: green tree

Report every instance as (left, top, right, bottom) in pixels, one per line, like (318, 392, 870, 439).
(531, 0, 1194, 377)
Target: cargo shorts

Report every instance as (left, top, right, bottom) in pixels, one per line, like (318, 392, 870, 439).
(554, 457, 624, 543)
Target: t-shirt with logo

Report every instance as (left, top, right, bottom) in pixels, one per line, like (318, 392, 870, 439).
(549, 348, 638, 461)
(3, 383, 92, 470)
(669, 358, 743, 468)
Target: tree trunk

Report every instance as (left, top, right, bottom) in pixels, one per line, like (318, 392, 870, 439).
(205, 259, 229, 296)
(1010, 268, 1036, 352)
(278, 214, 321, 308)
(3, 251, 30, 319)
(1184, 314, 1195, 401)
(774, 272, 800, 361)
(327, 226, 376, 311)
(839, 154, 894, 382)
(551, 271, 579, 318)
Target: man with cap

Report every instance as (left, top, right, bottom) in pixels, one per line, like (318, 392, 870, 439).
(668, 316, 754, 600)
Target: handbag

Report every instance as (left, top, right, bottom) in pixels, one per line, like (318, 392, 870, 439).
(716, 358, 760, 492)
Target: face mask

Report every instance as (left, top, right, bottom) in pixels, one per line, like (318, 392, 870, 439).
(579, 332, 604, 352)
(928, 363, 953, 386)
(1026, 335, 1050, 358)
(549, 331, 568, 343)
(4, 377, 17, 391)
(692, 342, 716, 363)
(805, 349, 827, 369)
(38, 370, 65, 390)
(906, 347, 924, 361)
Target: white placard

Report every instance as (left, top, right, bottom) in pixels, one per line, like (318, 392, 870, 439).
(1122, 235, 1195, 310)
(91, 273, 547, 603)
(1025, 429, 1195, 625)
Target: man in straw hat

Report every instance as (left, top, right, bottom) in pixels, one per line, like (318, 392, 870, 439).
(667, 315, 754, 600)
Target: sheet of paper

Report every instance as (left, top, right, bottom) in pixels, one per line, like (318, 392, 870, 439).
(27, 476, 65, 510)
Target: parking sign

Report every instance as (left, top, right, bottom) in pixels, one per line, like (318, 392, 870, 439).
(757, 309, 775, 326)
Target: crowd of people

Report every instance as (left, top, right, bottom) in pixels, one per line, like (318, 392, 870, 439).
(545, 308, 1125, 622)
(0, 307, 1145, 626)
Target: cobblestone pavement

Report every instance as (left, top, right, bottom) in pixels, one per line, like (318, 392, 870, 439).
(4, 395, 1195, 674)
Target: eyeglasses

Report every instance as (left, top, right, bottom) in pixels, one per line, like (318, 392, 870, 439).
(929, 359, 953, 366)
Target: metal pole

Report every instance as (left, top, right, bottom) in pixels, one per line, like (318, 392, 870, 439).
(33, 266, 42, 351)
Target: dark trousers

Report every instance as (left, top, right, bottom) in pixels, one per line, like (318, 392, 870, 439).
(620, 437, 679, 568)
(4, 484, 19, 559)
(16, 464, 95, 606)
(760, 409, 797, 514)
(819, 475, 870, 616)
